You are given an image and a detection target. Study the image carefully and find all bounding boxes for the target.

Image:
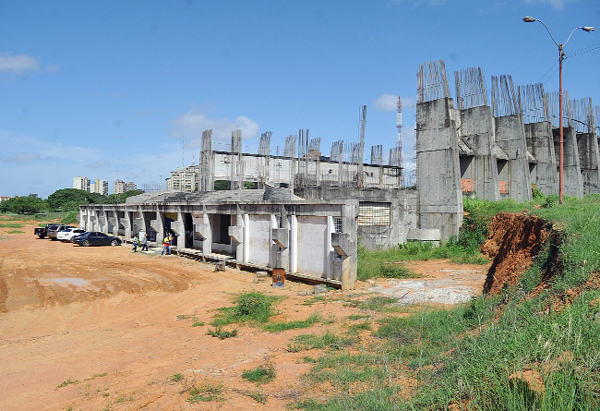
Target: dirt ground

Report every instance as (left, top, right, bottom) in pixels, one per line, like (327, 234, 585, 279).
(0, 222, 489, 411)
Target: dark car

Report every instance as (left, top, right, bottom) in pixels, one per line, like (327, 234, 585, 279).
(72, 232, 122, 247)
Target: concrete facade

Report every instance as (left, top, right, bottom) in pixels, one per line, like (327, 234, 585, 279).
(80, 189, 358, 289)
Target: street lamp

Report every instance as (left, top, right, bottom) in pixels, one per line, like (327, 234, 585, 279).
(523, 16, 595, 204)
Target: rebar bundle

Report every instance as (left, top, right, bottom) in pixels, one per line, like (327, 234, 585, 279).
(417, 60, 451, 103)
(258, 131, 272, 155)
(569, 98, 592, 133)
(330, 140, 343, 161)
(284, 135, 297, 158)
(518, 83, 547, 124)
(388, 147, 400, 167)
(546, 92, 568, 128)
(370, 145, 382, 165)
(454, 67, 487, 110)
(491, 75, 519, 117)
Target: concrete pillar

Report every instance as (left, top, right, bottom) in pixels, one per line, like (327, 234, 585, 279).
(525, 121, 558, 196)
(150, 207, 164, 245)
(555, 127, 584, 197)
(494, 114, 533, 202)
(459, 105, 500, 200)
(290, 215, 297, 273)
(121, 211, 132, 238)
(577, 132, 600, 195)
(416, 97, 463, 241)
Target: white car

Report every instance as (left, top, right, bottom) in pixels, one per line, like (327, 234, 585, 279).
(57, 228, 86, 242)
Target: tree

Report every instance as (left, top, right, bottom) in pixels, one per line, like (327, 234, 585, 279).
(103, 189, 144, 204)
(47, 188, 99, 211)
(0, 194, 48, 214)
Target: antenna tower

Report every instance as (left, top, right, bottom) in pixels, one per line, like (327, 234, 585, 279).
(396, 96, 403, 185)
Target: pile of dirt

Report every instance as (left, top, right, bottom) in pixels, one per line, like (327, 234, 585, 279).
(481, 212, 553, 295)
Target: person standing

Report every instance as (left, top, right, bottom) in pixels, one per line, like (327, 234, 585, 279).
(161, 234, 171, 255)
(132, 234, 139, 253)
(141, 232, 148, 252)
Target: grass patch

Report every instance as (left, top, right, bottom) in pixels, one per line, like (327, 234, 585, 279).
(187, 382, 224, 403)
(56, 378, 80, 389)
(302, 295, 327, 306)
(207, 327, 238, 339)
(6, 230, 25, 234)
(247, 390, 268, 404)
(262, 313, 322, 332)
(191, 321, 205, 327)
(170, 373, 184, 382)
(241, 363, 276, 384)
(211, 292, 278, 327)
(0, 223, 23, 228)
(287, 330, 358, 353)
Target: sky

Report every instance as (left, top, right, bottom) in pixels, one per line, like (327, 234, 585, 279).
(2, 0, 600, 197)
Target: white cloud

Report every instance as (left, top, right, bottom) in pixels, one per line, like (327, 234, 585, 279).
(3, 153, 41, 163)
(0, 53, 40, 76)
(525, 0, 574, 10)
(373, 94, 416, 112)
(86, 160, 111, 168)
(170, 106, 260, 145)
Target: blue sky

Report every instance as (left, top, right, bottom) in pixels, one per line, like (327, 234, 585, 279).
(1, 0, 599, 197)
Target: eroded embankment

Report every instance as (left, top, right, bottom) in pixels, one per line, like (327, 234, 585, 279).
(481, 212, 557, 295)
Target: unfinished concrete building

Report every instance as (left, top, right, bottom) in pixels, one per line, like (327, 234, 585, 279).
(416, 60, 600, 239)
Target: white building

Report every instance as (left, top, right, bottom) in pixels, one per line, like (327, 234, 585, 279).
(166, 165, 199, 192)
(92, 179, 109, 196)
(114, 180, 137, 194)
(73, 176, 91, 192)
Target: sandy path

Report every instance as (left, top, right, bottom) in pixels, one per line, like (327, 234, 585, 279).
(0, 223, 488, 410)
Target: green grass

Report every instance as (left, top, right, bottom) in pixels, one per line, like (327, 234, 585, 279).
(56, 378, 80, 389)
(207, 327, 238, 339)
(211, 292, 279, 327)
(170, 373, 184, 382)
(187, 383, 224, 403)
(0, 223, 23, 228)
(287, 330, 358, 353)
(241, 363, 276, 384)
(6, 230, 25, 234)
(293, 196, 600, 411)
(191, 321, 205, 327)
(262, 313, 322, 332)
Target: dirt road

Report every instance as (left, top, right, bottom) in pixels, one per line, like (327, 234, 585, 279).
(0, 223, 488, 410)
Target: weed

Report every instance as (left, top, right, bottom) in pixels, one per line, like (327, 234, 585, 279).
(347, 314, 370, 321)
(56, 378, 79, 389)
(187, 382, 224, 403)
(207, 327, 238, 339)
(212, 292, 278, 327)
(84, 372, 108, 381)
(0, 223, 23, 228)
(247, 390, 267, 404)
(6, 230, 25, 234)
(170, 373, 184, 382)
(241, 363, 276, 384)
(287, 331, 357, 352)
(299, 356, 317, 363)
(262, 313, 321, 332)
(302, 296, 327, 306)
(115, 394, 134, 403)
(176, 314, 195, 320)
(191, 321, 205, 327)
(347, 322, 371, 334)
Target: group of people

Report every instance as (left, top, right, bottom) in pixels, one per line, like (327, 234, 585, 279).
(131, 232, 148, 253)
(131, 231, 174, 255)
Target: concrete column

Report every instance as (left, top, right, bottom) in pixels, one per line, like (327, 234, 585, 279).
(243, 213, 249, 263)
(555, 127, 584, 197)
(326, 216, 334, 280)
(121, 210, 132, 238)
(290, 214, 297, 273)
(494, 114, 533, 202)
(150, 207, 164, 245)
(202, 212, 212, 255)
(525, 121, 558, 196)
(459, 105, 500, 200)
(416, 97, 463, 241)
(577, 132, 600, 195)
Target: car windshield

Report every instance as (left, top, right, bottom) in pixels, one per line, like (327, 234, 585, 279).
(48, 225, 60, 230)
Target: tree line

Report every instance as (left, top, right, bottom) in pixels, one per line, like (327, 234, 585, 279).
(0, 188, 144, 214)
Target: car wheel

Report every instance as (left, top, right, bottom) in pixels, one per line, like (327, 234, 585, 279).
(38, 234, 46, 239)
(82, 240, 91, 247)
(111, 239, 119, 247)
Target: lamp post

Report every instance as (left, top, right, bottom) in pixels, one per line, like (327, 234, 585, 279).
(523, 16, 595, 204)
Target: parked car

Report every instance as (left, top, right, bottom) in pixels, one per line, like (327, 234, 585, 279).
(72, 232, 122, 247)
(34, 224, 51, 239)
(47, 224, 76, 241)
(57, 228, 86, 242)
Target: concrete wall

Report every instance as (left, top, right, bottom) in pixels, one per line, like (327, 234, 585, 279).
(80, 191, 358, 289)
(524, 121, 558, 196)
(294, 186, 419, 250)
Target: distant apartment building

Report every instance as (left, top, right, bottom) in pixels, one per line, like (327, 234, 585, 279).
(114, 180, 137, 194)
(0, 196, 15, 203)
(73, 176, 91, 192)
(165, 165, 199, 192)
(91, 179, 109, 196)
